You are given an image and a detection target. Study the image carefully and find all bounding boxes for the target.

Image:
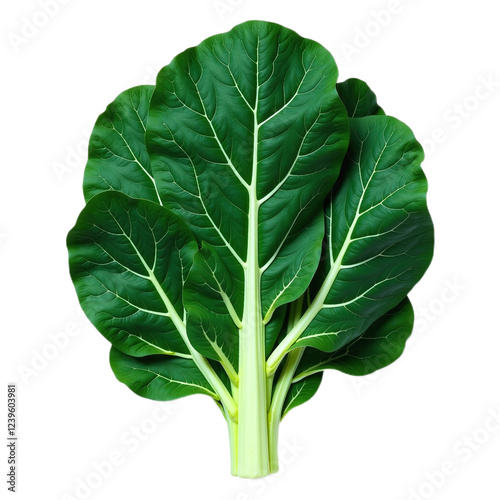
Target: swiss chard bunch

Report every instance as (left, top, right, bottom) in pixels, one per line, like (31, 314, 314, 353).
(67, 20, 433, 478)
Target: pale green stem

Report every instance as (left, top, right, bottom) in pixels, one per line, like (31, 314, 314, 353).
(267, 296, 305, 471)
(267, 346, 305, 472)
(226, 407, 239, 476)
(234, 55, 271, 475)
(266, 372, 275, 410)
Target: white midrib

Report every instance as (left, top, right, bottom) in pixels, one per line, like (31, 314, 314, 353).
(236, 38, 272, 477)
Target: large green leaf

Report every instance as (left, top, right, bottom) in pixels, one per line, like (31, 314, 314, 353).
(268, 82, 410, 404)
(301, 115, 432, 351)
(267, 114, 433, 371)
(110, 347, 219, 400)
(145, 20, 350, 374)
(83, 86, 162, 204)
(67, 191, 198, 357)
(142, 21, 351, 476)
(294, 297, 414, 379)
(277, 78, 402, 389)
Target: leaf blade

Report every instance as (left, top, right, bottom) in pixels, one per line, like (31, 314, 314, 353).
(296, 115, 433, 352)
(67, 191, 197, 356)
(295, 297, 414, 379)
(267, 114, 433, 373)
(337, 78, 385, 118)
(83, 85, 162, 204)
(145, 20, 350, 359)
(282, 372, 323, 418)
(110, 347, 219, 401)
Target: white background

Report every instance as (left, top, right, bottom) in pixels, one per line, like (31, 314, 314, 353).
(2, 1, 499, 499)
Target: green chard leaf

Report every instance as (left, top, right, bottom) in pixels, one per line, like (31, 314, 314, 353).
(274, 77, 406, 413)
(67, 191, 235, 411)
(145, 21, 349, 377)
(83, 85, 162, 204)
(267, 114, 433, 372)
(110, 347, 220, 401)
(143, 21, 350, 477)
(294, 297, 414, 380)
(67, 191, 197, 357)
(337, 78, 385, 117)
